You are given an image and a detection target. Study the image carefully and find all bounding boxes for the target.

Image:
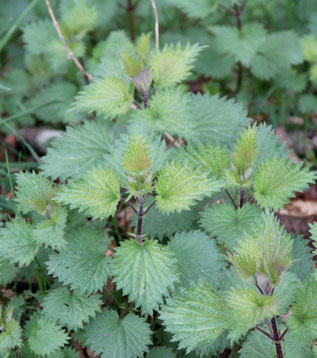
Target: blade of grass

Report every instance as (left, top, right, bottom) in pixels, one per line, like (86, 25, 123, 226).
(0, 0, 40, 53)
(0, 162, 39, 170)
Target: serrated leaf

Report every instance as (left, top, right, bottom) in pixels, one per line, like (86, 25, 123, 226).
(226, 287, 279, 342)
(289, 234, 314, 280)
(32, 206, 67, 251)
(46, 227, 111, 294)
(129, 87, 194, 139)
(155, 162, 223, 214)
(200, 203, 262, 250)
(15, 172, 55, 215)
(190, 93, 250, 145)
(42, 287, 102, 331)
(56, 166, 120, 220)
(29, 82, 78, 124)
(0, 218, 40, 267)
(160, 281, 227, 353)
(121, 50, 143, 77)
(111, 239, 178, 315)
(239, 329, 276, 358)
(74, 77, 133, 118)
(285, 279, 317, 346)
(25, 313, 68, 356)
(168, 230, 225, 285)
(275, 69, 307, 93)
(84, 309, 151, 358)
(213, 23, 267, 66)
(175, 144, 230, 180)
(253, 158, 316, 211)
(0, 319, 22, 351)
(150, 42, 203, 87)
(274, 272, 300, 315)
(229, 212, 293, 286)
(251, 31, 303, 80)
(41, 120, 113, 181)
(0, 259, 18, 286)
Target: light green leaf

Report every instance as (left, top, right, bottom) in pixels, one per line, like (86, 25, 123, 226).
(129, 87, 194, 139)
(74, 77, 133, 118)
(25, 312, 68, 356)
(150, 42, 203, 87)
(289, 234, 314, 280)
(190, 93, 250, 145)
(42, 287, 102, 331)
(200, 203, 262, 250)
(41, 120, 113, 181)
(32, 206, 68, 251)
(0, 218, 40, 267)
(226, 287, 279, 342)
(0, 259, 18, 286)
(253, 158, 316, 211)
(15, 171, 55, 215)
(285, 279, 317, 346)
(155, 162, 223, 214)
(160, 281, 227, 353)
(111, 239, 179, 315)
(56, 166, 120, 220)
(84, 309, 151, 358)
(239, 329, 276, 358)
(46, 227, 111, 294)
(0, 319, 22, 351)
(168, 230, 225, 285)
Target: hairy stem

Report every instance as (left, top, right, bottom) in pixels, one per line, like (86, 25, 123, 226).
(136, 195, 144, 244)
(150, 0, 159, 49)
(239, 188, 244, 208)
(45, 0, 92, 82)
(255, 325, 274, 341)
(225, 189, 238, 210)
(271, 317, 284, 358)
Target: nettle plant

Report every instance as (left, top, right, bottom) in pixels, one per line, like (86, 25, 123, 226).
(1, 20, 317, 358)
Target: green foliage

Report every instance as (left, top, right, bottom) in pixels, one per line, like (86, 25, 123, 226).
(0, 218, 40, 267)
(84, 309, 151, 358)
(42, 287, 102, 331)
(160, 281, 227, 353)
(285, 279, 317, 346)
(253, 158, 316, 210)
(200, 203, 262, 250)
(147, 347, 176, 358)
(0, 259, 18, 286)
(32, 206, 68, 251)
(15, 171, 55, 215)
(56, 166, 120, 220)
(46, 227, 111, 294)
(0, 309, 22, 353)
(24, 312, 69, 356)
(41, 120, 113, 181)
(111, 239, 179, 315)
(155, 162, 223, 214)
(168, 230, 225, 285)
(150, 43, 203, 87)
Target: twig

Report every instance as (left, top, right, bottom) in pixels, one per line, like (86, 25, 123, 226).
(144, 200, 156, 215)
(127, 0, 136, 42)
(265, 318, 273, 336)
(127, 202, 138, 215)
(45, 0, 92, 82)
(271, 317, 284, 358)
(255, 325, 274, 341)
(279, 328, 288, 341)
(164, 131, 180, 148)
(224, 189, 238, 210)
(150, 0, 159, 49)
(136, 196, 144, 244)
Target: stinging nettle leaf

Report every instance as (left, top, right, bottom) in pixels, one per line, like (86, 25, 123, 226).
(0, 218, 40, 267)
(74, 77, 133, 118)
(253, 158, 316, 211)
(15, 171, 55, 215)
(111, 238, 179, 315)
(150, 42, 204, 87)
(56, 166, 120, 220)
(42, 287, 102, 331)
(84, 309, 151, 358)
(160, 281, 228, 353)
(46, 227, 111, 294)
(41, 120, 113, 181)
(155, 162, 223, 214)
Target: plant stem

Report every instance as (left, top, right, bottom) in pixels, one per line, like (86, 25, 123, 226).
(150, 0, 159, 49)
(144, 200, 156, 215)
(136, 195, 144, 244)
(45, 0, 92, 82)
(271, 317, 284, 358)
(127, 0, 136, 42)
(239, 188, 244, 208)
(224, 189, 238, 210)
(255, 325, 274, 341)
